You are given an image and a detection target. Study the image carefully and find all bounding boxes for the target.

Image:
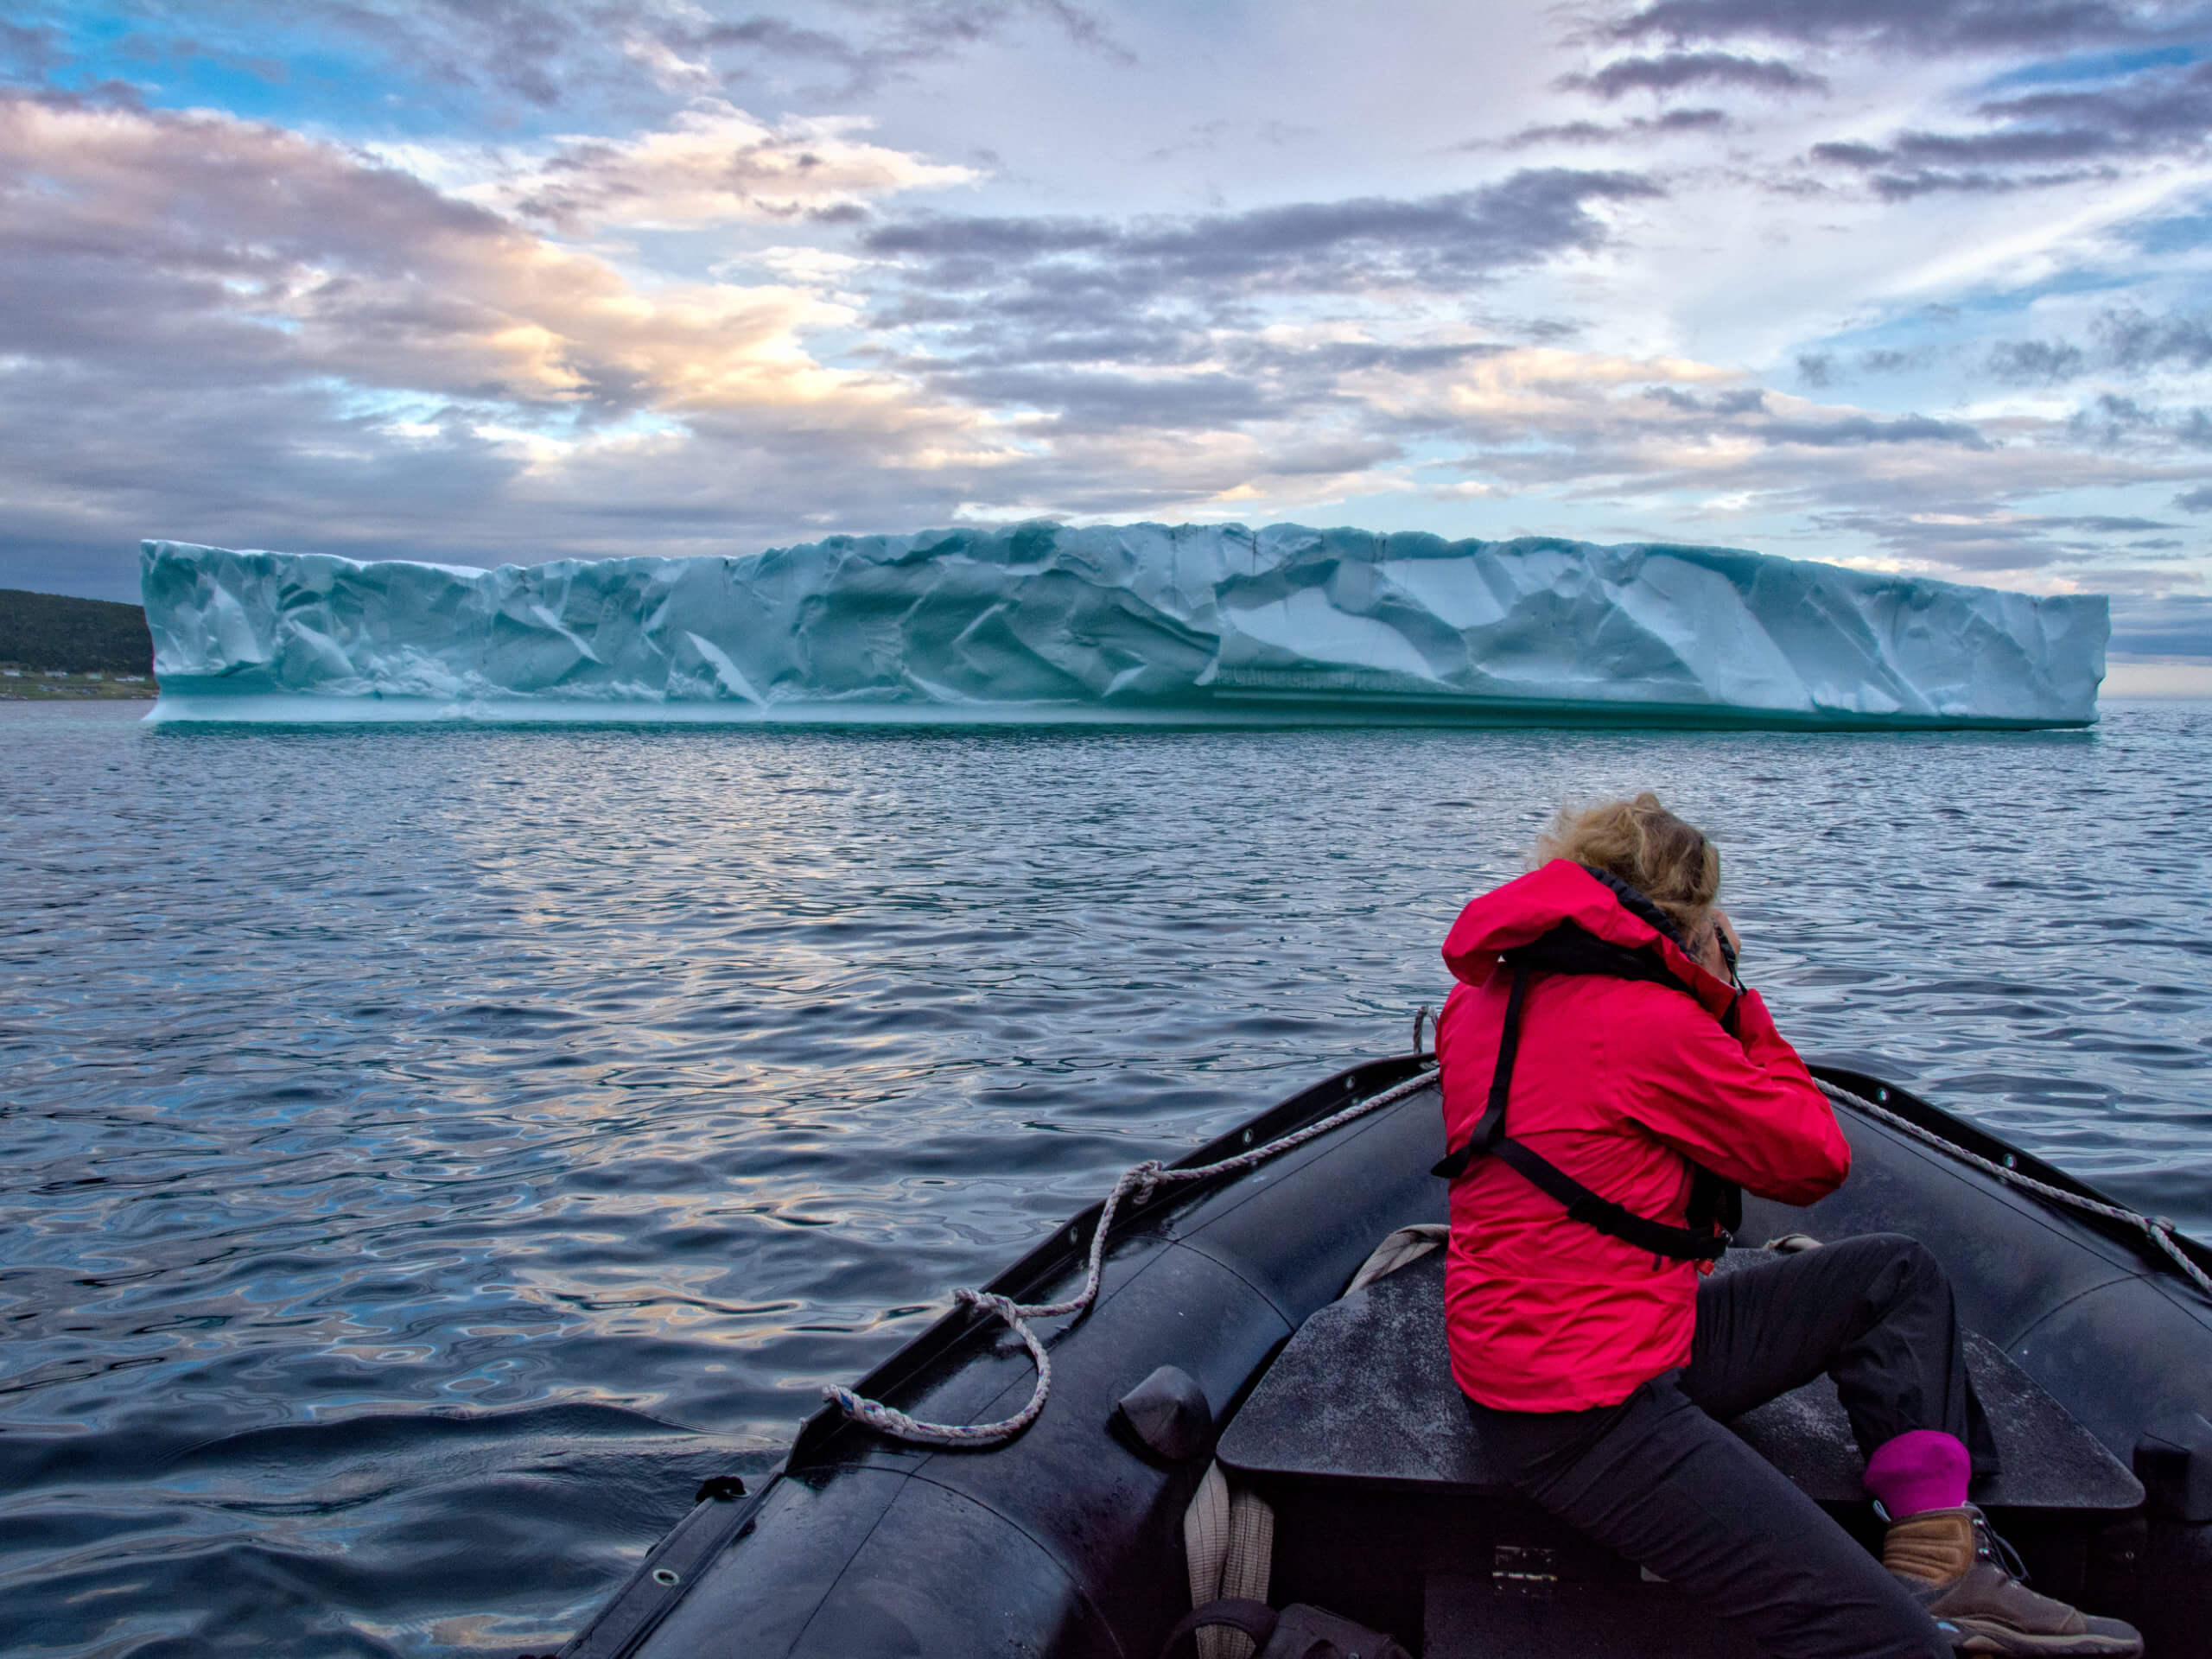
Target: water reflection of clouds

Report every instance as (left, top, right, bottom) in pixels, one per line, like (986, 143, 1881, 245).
(2, 708, 2207, 1654)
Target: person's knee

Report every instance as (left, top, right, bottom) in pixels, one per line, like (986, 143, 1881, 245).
(1831, 1231, 1945, 1284)
(1840, 1233, 1961, 1331)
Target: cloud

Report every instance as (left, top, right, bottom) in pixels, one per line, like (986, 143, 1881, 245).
(0, 18, 60, 82)
(1809, 505, 2186, 574)
(1987, 339, 2088, 382)
(865, 169, 1664, 315)
(2097, 304, 2212, 370)
(2030, 513, 2177, 531)
(2060, 391, 2212, 452)
(0, 87, 1028, 593)
(0, 94, 1696, 594)
(493, 101, 976, 232)
(1808, 59, 2212, 195)
(1594, 0, 2203, 55)
(1974, 305, 2212, 397)
(1498, 109, 1729, 147)
(1557, 51, 1826, 98)
(2108, 593, 2212, 653)
(0, 91, 980, 416)
(2176, 485, 2212, 510)
(1759, 413, 1987, 447)
(111, 1, 1133, 111)
(7, 13, 2208, 623)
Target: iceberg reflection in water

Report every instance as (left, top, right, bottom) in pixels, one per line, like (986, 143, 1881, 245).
(141, 523, 2107, 729)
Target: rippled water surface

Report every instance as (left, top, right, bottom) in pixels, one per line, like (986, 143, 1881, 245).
(4, 701, 2209, 1656)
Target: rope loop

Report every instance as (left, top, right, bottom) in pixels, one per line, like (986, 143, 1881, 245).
(823, 1065, 1442, 1448)
(826, 1071, 2208, 1451)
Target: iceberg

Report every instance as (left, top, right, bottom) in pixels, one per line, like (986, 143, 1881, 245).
(140, 524, 2107, 728)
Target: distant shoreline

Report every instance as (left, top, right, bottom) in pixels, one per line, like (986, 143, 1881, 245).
(0, 670, 158, 701)
(0, 586, 156, 686)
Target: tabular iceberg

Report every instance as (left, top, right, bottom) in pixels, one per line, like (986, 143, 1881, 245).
(140, 524, 2107, 728)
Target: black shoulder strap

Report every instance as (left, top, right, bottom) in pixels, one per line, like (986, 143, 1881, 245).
(1512, 919, 1683, 989)
(1431, 929, 1731, 1263)
(1429, 958, 1530, 1180)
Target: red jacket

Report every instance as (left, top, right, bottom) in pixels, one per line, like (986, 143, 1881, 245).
(1437, 861, 1849, 1411)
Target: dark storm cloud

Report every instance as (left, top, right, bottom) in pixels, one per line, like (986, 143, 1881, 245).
(2175, 485, 2212, 510)
(1557, 52, 1825, 98)
(1593, 0, 2207, 54)
(1796, 353, 1834, 387)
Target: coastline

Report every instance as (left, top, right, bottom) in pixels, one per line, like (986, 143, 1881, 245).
(0, 671, 157, 701)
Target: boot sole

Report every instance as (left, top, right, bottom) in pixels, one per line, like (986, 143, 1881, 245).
(1950, 1623, 2141, 1656)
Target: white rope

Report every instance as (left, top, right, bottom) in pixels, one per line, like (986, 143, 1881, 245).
(1819, 1079, 2212, 1301)
(824, 1067, 1441, 1447)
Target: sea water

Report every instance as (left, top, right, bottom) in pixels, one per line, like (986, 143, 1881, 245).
(3, 700, 2206, 1656)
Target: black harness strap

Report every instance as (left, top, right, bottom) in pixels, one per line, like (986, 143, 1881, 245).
(1431, 958, 1533, 1180)
(1491, 1138, 1724, 1262)
(1430, 920, 1735, 1263)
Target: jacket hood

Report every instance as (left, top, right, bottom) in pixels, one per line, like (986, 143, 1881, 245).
(1441, 860, 1736, 1017)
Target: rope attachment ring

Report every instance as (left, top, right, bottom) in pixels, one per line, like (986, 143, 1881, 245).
(823, 1066, 1441, 1449)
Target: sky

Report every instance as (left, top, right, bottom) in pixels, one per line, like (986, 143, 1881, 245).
(5, 2, 2212, 683)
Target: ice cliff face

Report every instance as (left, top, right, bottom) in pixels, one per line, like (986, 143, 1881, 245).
(140, 524, 2107, 728)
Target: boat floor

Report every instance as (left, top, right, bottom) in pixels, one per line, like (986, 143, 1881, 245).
(1214, 1245, 2142, 1656)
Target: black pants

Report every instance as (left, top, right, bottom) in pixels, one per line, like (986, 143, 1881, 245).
(1462, 1234, 1995, 1659)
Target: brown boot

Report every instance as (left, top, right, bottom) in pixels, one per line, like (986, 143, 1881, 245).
(1883, 1505, 2141, 1655)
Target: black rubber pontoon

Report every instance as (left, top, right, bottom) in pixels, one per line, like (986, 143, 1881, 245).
(557, 1060, 2212, 1658)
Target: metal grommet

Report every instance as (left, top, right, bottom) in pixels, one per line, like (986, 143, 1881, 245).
(1241, 1128, 1253, 1145)
(652, 1567, 682, 1586)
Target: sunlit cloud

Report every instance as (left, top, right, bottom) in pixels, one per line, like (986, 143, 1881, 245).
(0, 0, 2205, 659)
(488, 101, 978, 232)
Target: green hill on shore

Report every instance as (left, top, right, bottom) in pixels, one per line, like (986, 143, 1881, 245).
(0, 588, 155, 674)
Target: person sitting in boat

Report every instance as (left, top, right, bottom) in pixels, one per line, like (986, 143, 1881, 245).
(1433, 793, 2141, 1658)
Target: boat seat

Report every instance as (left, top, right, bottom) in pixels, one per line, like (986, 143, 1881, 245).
(1214, 1246, 2142, 1656)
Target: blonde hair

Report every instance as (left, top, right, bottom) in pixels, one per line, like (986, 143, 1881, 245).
(1534, 791, 1719, 943)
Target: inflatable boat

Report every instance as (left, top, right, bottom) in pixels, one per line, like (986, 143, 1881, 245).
(553, 1058, 2212, 1658)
